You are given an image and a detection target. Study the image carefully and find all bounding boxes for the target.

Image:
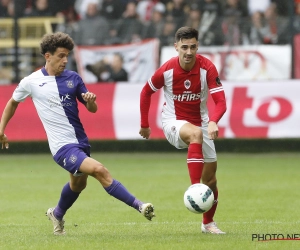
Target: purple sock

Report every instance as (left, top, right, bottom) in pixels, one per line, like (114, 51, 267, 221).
(104, 179, 142, 211)
(54, 183, 80, 220)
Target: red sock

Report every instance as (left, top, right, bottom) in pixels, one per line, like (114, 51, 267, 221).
(203, 189, 218, 224)
(187, 143, 204, 184)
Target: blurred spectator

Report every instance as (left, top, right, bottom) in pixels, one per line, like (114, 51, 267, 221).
(137, 0, 160, 25)
(48, 0, 74, 16)
(158, 15, 176, 47)
(25, 0, 53, 17)
(271, 0, 289, 16)
(86, 53, 128, 82)
(165, 0, 189, 31)
(264, 2, 289, 44)
(185, 3, 201, 31)
(0, 0, 11, 17)
(5, 0, 14, 17)
(247, 0, 271, 15)
(111, 1, 145, 44)
(75, 0, 102, 19)
(222, 0, 249, 45)
(248, 11, 270, 44)
(101, 0, 125, 20)
(74, 2, 110, 45)
(55, 8, 80, 72)
(55, 8, 79, 38)
(294, 0, 300, 33)
(101, 0, 126, 33)
(143, 2, 166, 39)
(198, 0, 224, 46)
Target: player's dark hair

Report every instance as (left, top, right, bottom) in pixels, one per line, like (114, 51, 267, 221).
(40, 32, 74, 55)
(175, 27, 199, 42)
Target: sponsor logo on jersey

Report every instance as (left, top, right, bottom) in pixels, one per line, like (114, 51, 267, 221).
(184, 80, 191, 89)
(39, 82, 47, 87)
(66, 81, 74, 88)
(216, 77, 222, 86)
(48, 94, 72, 108)
(69, 154, 77, 164)
(172, 93, 201, 101)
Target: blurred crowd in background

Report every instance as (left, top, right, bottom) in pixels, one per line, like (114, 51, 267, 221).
(0, 0, 300, 82)
(1, 0, 300, 47)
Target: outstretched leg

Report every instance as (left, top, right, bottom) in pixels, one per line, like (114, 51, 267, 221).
(79, 157, 155, 221)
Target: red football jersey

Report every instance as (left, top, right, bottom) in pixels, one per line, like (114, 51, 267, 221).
(140, 54, 226, 128)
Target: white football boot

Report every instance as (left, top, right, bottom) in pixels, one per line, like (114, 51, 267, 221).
(201, 222, 226, 234)
(139, 203, 155, 221)
(46, 207, 66, 235)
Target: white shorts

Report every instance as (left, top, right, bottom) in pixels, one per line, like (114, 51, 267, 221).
(162, 120, 217, 162)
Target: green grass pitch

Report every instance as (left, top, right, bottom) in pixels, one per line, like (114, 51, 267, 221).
(0, 152, 300, 250)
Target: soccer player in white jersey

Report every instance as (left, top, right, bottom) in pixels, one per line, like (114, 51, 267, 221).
(0, 32, 155, 235)
(139, 27, 227, 234)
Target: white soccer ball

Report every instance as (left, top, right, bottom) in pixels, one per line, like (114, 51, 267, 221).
(183, 183, 214, 214)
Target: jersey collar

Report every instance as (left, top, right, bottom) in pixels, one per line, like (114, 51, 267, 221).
(176, 56, 200, 75)
(41, 67, 49, 76)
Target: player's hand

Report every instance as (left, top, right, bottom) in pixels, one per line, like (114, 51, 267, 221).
(0, 134, 9, 149)
(81, 92, 96, 103)
(139, 127, 151, 139)
(208, 121, 219, 140)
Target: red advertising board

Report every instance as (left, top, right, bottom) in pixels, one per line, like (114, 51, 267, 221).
(1, 81, 300, 141)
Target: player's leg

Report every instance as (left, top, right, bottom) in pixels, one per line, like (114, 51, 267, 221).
(46, 173, 88, 235)
(202, 161, 218, 223)
(179, 123, 205, 184)
(200, 127, 225, 234)
(201, 161, 224, 234)
(54, 173, 88, 220)
(79, 157, 155, 221)
(162, 120, 205, 184)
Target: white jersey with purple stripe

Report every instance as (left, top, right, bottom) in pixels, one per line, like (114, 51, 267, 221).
(12, 67, 89, 156)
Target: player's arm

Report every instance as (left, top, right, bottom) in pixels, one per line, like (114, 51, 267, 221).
(208, 89, 226, 140)
(207, 71, 227, 140)
(0, 98, 20, 149)
(139, 83, 155, 139)
(81, 92, 97, 113)
(209, 82, 227, 123)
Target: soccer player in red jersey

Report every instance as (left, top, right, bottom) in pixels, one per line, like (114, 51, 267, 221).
(139, 26, 227, 234)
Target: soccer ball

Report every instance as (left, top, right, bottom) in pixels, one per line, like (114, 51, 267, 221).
(183, 183, 214, 214)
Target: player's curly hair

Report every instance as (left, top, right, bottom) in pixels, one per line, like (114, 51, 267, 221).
(40, 32, 74, 55)
(175, 26, 199, 42)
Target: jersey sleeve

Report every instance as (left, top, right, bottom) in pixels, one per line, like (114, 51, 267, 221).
(12, 78, 31, 102)
(206, 64, 227, 123)
(140, 71, 164, 128)
(75, 74, 88, 105)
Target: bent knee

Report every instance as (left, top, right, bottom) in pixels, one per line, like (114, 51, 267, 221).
(189, 127, 203, 143)
(91, 163, 110, 178)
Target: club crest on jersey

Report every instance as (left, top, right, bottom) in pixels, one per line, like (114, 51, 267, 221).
(66, 80, 74, 88)
(69, 154, 77, 164)
(216, 77, 222, 86)
(184, 80, 191, 89)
